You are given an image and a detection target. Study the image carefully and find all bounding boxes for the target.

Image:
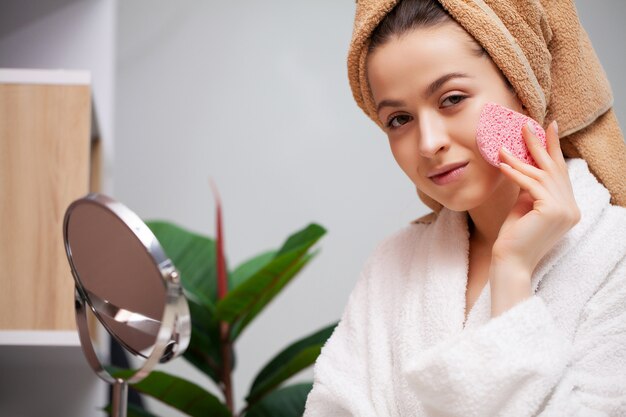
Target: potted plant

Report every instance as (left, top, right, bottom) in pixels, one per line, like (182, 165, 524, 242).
(109, 184, 336, 417)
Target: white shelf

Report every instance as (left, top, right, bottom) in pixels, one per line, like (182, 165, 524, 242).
(0, 330, 80, 346)
(0, 342, 107, 417)
(0, 68, 90, 85)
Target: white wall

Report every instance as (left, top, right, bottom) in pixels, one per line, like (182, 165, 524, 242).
(576, 1, 626, 126)
(115, 1, 625, 415)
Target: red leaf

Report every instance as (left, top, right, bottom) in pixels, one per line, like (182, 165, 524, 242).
(209, 178, 228, 300)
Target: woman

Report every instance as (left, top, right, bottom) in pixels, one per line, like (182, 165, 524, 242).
(303, 0, 626, 416)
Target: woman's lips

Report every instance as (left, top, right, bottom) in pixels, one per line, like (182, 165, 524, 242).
(429, 162, 469, 185)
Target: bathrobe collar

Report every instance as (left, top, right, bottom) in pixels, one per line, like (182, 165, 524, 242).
(408, 158, 611, 342)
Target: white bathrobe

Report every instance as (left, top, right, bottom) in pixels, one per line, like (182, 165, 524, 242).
(303, 158, 626, 417)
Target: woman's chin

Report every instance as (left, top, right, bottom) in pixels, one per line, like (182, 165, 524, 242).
(442, 201, 478, 212)
(429, 191, 490, 212)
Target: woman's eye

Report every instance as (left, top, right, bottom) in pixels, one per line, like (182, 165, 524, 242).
(387, 114, 412, 129)
(441, 94, 466, 108)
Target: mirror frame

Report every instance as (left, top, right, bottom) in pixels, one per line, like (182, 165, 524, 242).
(63, 193, 191, 387)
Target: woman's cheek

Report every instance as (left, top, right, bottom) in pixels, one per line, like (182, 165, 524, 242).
(389, 139, 414, 175)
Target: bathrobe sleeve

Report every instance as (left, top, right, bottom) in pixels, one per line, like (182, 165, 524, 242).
(404, 256, 626, 417)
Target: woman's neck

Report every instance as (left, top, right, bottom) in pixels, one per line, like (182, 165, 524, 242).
(467, 182, 521, 250)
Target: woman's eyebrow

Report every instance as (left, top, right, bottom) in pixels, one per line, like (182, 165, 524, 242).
(377, 99, 405, 113)
(422, 72, 473, 100)
(376, 72, 473, 114)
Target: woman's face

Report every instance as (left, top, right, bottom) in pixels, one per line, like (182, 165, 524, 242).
(366, 22, 525, 212)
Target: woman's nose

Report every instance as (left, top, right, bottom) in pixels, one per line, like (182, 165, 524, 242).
(418, 116, 450, 158)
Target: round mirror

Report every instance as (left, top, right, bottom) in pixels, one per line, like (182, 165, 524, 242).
(63, 193, 191, 417)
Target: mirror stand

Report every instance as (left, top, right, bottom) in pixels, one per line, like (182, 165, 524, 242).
(111, 380, 128, 417)
(64, 193, 191, 417)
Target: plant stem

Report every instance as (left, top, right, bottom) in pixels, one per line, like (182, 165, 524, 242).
(210, 179, 235, 414)
(220, 321, 234, 413)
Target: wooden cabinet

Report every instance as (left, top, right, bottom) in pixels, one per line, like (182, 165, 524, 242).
(0, 69, 93, 333)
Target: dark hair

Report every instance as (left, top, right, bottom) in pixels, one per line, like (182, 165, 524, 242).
(369, 0, 485, 57)
(369, 0, 515, 91)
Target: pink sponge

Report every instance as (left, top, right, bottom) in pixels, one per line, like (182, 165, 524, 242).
(475, 102, 546, 167)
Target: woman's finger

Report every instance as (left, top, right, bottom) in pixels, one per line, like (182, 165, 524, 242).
(499, 161, 551, 201)
(522, 122, 555, 171)
(499, 146, 544, 180)
(545, 120, 567, 168)
(500, 144, 570, 203)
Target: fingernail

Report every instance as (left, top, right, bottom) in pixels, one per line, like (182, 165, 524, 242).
(553, 120, 559, 135)
(502, 146, 513, 155)
(526, 121, 536, 135)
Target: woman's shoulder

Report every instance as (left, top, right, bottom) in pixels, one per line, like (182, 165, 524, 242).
(360, 215, 435, 279)
(601, 203, 626, 258)
(607, 202, 626, 219)
(373, 215, 433, 251)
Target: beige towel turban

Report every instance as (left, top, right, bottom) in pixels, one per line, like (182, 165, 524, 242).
(348, 0, 626, 218)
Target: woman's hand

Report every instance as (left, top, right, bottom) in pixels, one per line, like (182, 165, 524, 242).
(488, 120, 580, 317)
(493, 120, 581, 274)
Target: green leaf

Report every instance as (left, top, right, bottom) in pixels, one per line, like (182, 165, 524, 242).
(244, 383, 313, 417)
(183, 298, 223, 384)
(230, 249, 319, 340)
(246, 323, 337, 405)
(127, 403, 161, 417)
(215, 223, 325, 338)
(229, 250, 276, 289)
(174, 278, 222, 385)
(183, 302, 237, 385)
(146, 220, 221, 312)
(109, 368, 231, 417)
(147, 221, 238, 383)
(103, 403, 162, 417)
(274, 224, 325, 258)
(214, 252, 288, 324)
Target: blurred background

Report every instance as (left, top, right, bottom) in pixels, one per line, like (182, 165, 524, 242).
(0, 1, 624, 415)
(114, 3, 421, 414)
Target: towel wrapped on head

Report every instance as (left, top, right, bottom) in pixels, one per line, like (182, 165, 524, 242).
(348, 0, 626, 213)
